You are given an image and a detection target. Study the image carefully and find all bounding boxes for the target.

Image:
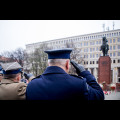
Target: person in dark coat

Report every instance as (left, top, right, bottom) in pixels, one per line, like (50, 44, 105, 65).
(0, 66, 3, 82)
(26, 48, 104, 100)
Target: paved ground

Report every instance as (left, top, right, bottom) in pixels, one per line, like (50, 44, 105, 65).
(105, 91, 120, 100)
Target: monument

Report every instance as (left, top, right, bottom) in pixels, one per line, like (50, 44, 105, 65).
(98, 37, 111, 84)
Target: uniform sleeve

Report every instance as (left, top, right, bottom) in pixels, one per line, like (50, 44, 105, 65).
(79, 71, 104, 100)
(17, 83, 27, 100)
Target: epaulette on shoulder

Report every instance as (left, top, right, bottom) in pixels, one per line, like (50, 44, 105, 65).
(31, 75, 41, 81)
(69, 74, 83, 79)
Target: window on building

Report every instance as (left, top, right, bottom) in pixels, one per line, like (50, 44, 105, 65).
(84, 49, 85, 52)
(118, 59, 120, 63)
(84, 42, 86, 46)
(90, 42, 92, 45)
(109, 33, 111, 37)
(113, 60, 116, 63)
(90, 48, 92, 52)
(110, 46, 112, 50)
(84, 48, 88, 52)
(113, 52, 116, 57)
(87, 42, 88, 46)
(80, 43, 82, 47)
(110, 39, 112, 43)
(113, 39, 116, 43)
(118, 68, 120, 82)
(86, 48, 88, 52)
(117, 32, 118, 36)
(99, 40, 101, 44)
(118, 52, 120, 56)
(118, 45, 120, 49)
(96, 47, 99, 51)
(96, 54, 98, 58)
(110, 53, 112, 57)
(113, 45, 116, 50)
(91, 68, 94, 75)
(118, 38, 120, 42)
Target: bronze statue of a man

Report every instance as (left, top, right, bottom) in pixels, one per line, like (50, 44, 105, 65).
(100, 37, 109, 56)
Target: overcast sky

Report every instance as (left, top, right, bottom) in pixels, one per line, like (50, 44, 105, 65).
(0, 20, 120, 53)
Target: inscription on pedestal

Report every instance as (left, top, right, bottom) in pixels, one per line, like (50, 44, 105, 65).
(102, 61, 108, 65)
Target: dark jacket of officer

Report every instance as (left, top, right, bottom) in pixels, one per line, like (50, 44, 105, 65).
(26, 66, 104, 100)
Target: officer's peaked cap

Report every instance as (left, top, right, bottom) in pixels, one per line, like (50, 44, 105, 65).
(1, 62, 23, 74)
(44, 48, 73, 59)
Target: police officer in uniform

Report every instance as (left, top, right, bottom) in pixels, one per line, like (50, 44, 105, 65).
(0, 62, 34, 100)
(26, 48, 104, 100)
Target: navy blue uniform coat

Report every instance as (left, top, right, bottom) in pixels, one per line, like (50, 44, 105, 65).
(26, 66, 104, 100)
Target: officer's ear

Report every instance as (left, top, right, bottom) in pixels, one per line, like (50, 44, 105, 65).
(65, 60, 70, 73)
(16, 73, 21, 82)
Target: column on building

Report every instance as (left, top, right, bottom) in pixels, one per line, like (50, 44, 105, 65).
(115, 67, 118, 83)
(112, 67, 118, 83)
(111, 68, 113, 84)
(94, 68, 98, 82)
(88, 68, 91, 73)
(113, 68, 115, 84)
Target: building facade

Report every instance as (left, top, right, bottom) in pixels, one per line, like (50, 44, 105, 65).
(26, 29, 120, 84)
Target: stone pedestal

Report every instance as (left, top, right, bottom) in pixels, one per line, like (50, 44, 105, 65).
(116, 83, 120, 92)
(98, 56, 111, 84)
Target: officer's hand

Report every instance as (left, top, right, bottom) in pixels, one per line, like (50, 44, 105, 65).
(24, 72, 29, 80)
(24, 72, 34, 82)
(70, 60, 85, 75)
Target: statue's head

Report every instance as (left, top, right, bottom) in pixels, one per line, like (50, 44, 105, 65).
(103, 37, 106, 41)
(102, 37, 108, 44)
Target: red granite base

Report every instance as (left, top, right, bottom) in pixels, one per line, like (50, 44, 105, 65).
(98, 56, 111, 84)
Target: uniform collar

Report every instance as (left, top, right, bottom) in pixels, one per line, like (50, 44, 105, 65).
(43, 66, 67, 75)
(1, 79, 18, 84)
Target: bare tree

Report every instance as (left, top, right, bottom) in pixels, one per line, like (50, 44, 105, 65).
(65, 41, 84, 74)
(23, 50, 31, 73)
(0, 48, 24, 66)
(13, 48, 24, 67)
(25, 43, 52, 76)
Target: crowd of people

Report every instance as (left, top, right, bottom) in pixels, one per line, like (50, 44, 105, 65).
(0, 48, 104, 100)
